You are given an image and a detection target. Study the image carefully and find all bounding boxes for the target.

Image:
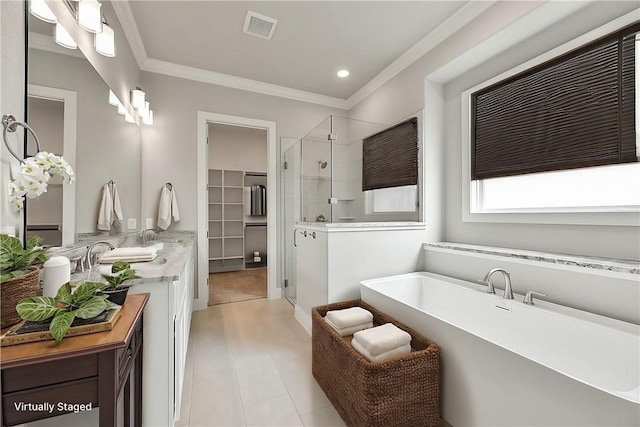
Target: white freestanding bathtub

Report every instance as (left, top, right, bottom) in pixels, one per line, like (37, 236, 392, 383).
(361, 272, 640, 426)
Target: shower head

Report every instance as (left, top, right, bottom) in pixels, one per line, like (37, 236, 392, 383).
(318, 161, 328, 169)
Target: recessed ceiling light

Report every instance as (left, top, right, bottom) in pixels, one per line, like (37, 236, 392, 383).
(337, 70, 350, 78)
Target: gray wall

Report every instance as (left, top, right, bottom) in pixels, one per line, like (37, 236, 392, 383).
(26, 98, 63, 227)
(0, 0, 25, 238)
(29, 49, 141, 234)
(139, 71, 347, 231)
(209, 123, 267, 173)
(349, 1, 640, 261)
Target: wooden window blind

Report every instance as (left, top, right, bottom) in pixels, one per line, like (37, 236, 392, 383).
(362, 117, 418, 191)
(471, 24, 639, 181)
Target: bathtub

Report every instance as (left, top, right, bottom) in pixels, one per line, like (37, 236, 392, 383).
(361, 272, 640, 425)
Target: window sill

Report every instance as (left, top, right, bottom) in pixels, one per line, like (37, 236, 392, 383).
(462, 210, 640, 227)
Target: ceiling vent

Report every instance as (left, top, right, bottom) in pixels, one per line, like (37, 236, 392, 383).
(243, 11, 278, 40)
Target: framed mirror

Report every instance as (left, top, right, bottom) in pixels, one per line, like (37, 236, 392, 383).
(26, 13, 141, 246)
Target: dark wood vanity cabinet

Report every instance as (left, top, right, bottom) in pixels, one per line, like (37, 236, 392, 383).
(0, 293, 149, 427)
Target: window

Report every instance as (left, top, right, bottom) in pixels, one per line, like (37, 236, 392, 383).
(467, 22, 640, 218)
(365, 185, 418, 214)
(362, 117, 418, 191)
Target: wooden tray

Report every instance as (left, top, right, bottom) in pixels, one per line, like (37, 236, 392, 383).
(0, 307, 122, 347)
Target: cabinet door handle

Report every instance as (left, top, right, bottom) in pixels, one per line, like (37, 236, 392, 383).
(294, 228, 298, 247)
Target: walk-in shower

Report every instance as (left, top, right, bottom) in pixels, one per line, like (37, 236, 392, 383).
(282, 115, 421, 225)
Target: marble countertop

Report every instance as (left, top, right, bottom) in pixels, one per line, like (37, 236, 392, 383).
(424, 242, 640, 275)
(296, 221, 425, 231)
(48, 231, 196, 285)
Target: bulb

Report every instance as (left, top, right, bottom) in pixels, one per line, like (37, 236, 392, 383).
(78, 0, 102, 34)
(108, 90, 119, 106)
(30, 0, 57, 24)
(95, 23, 115, 57)
(55, 23, 77, 49)
(131, 88, 146, 110)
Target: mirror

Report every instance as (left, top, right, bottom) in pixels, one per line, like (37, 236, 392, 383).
(26, 15, 141, 246)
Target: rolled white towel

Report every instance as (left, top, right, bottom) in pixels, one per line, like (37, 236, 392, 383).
(325, 318, 373, 337)
(325, 307, 373, 329)
(352, 323, 411, 356)
(351, 338, 411, 362)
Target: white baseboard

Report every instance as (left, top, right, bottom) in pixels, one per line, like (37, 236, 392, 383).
(295, 304, 312, 336)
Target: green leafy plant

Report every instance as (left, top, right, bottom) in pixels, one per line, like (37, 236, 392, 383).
(16, 281, 115, 341)
(101, 261, 140, 289)
(0, 234, 47, 283)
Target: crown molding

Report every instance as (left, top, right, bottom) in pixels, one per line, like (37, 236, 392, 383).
(111, 0, 148, 68)
(143, 58, 350, 110)
(345, 0, 496, 109)
(28, 31, 85, 59)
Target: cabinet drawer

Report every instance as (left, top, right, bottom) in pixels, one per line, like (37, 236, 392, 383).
(1, 354, 98, 393)
(2, 377, 98, 426)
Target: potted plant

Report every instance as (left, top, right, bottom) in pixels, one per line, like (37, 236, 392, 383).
(0, 234, 47, 328)
(16, 281, 115, 341)
(101, 261, 140, 305)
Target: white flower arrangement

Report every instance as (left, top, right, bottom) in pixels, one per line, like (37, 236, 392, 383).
(9, 151, 74, 210)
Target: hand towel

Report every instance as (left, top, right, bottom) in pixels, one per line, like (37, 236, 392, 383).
(352, 323, 411, 356)
(158, 185, 181, 230)
(351, 338, 411, 363)
(325, 307, 373, 329)
(99, 246, 158, 264)
(97, 182, 123, 231)
(325, 317, 373, 337)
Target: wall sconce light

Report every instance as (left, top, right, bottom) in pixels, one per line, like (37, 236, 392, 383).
(143, 110, 154, 126)
(30, 0, 57, 24)
(108, 90, 119, 106)
(130, 88, 146, 111)
(124, 112, 136, 123)
(95, 22, 116, 57)
(117, 102, 127, 116)
(55, 22, 77, 49)
(78, 0, 103, 34)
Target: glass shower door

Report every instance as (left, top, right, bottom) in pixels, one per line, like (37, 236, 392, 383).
(282, 141, 301, 304)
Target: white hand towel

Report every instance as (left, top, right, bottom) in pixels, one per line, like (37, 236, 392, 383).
(325, 307, 373, 329)
(158, 186, 181, 230)
(98, 183, 123, 231)
(352, 323, 411, 356)
(325, 318, 373, 337)
(351, 338, 411, 363)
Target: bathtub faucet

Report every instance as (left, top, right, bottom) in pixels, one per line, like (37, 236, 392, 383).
(481, 268, 513, 299)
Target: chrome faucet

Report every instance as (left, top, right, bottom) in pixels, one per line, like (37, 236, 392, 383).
(141, 229, 157, 244)
(84, 241, 115, 269)
(481, 268, 513, 299)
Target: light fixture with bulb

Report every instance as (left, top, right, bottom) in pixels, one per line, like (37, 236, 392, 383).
(78, 0, 103, 34)
(131, 88, 146, 111)
(55, 22, 77, 49)
(30, 0, 57, 24)
(95, 22, 116, 57)
(30, 0, 116, 58)
(337, 69, 350, 78)
(108, 90, 119, 106)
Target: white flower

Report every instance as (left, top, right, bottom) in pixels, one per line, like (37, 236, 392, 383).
(7, 151, 74, 210)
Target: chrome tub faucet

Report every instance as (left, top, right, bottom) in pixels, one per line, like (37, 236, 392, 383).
(481, 268, 513, 299)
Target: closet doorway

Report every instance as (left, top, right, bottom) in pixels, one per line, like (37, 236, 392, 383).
(207, 123, 269, 305)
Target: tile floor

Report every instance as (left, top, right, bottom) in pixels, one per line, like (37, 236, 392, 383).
(177, 298, 346, 427)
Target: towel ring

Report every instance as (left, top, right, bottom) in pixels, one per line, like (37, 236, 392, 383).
(2, 114, 41, 164)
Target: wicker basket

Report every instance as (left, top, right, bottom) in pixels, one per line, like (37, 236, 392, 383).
(312, 300, 440, 427)
(1, 267, 42, 329)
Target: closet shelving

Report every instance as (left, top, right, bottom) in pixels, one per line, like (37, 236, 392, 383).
(208, 169, 244, 272)
(208, 169, 268, 273)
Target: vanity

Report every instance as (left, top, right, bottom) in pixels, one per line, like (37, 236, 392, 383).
(43, 231, 196, 427)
